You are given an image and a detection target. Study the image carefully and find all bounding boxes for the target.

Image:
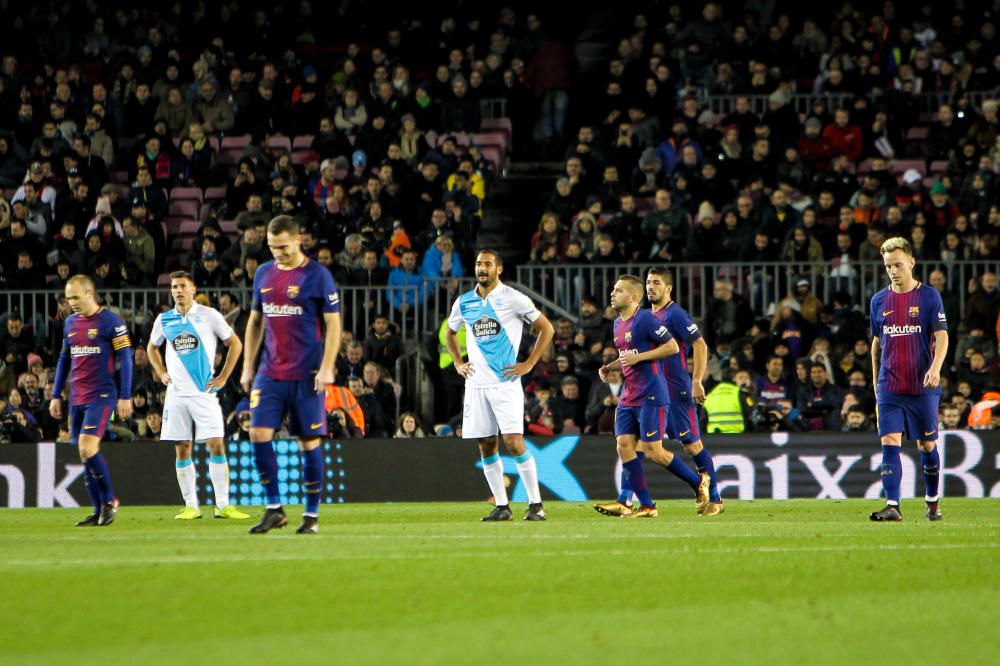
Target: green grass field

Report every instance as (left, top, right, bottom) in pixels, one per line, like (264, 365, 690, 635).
(1, 499, 997, 665)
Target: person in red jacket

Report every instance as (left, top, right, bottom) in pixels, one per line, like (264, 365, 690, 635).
(822, 108, 863, 162)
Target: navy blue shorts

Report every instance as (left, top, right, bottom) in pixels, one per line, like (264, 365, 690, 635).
(250, 375, 328, 438)
(877, 392, 939, 441)
(666, 398, 701, 444)
(70, 396, 117, 442)
(615, 403, 667, 442)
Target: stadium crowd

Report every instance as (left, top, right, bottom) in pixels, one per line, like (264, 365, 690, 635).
(0, 2, 998, 441)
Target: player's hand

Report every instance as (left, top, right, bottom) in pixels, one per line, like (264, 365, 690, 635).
(621, 354, 642, 367)
(117, 398, 133, 421)
(49, 398, 62, 420)
(206, 376, 227, 391)
(501, 361, 532, 379)
(923, 368, 941, 389)
(598, 365, 610, 383)
(159, 371, 172, 385)
(692, 380, 707, 405)
(455, 362, 474, 379)
(314, 366, 334, 394)
(240, 367, 255, 394)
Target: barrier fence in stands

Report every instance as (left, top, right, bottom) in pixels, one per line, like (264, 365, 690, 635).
(516, 260, 1000, 322)
(699, 90, 997, 116)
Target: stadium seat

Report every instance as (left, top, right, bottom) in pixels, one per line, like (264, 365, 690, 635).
(171, 236, 196, 253)
(205, 186, 227, 202)
(268, 136, 292, 154)
(292, 135, 314, 150)
(480, 146, 503, 175)
(215, 148, 244, 167)
(219, 220, 238, 235)
(929, 160, 948, 174)
(169, 200, 199, 218)
(221, 135, 250, 150)
(164, 216, 195, 237)
(170, 187, 204, 203)
(157, 273, 172, 287)
(891, 159, 926, 175)
(178, 220, 200, 236)
(474, 131, 509, 154)
(481, 117, 512, 141)
(906, 127, 929, 140)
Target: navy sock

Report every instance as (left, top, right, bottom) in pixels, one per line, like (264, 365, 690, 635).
(920, 447, 940, 501)
(691, 448, 721, 502)
(302, 447, 324, 516)
(881, 445, 902, 504)
(618, 451, 644, 503)
(666, 455, 702, 490)
(82, 467, 102, 514)
(253, 441, 282, 507)
(84, 453, 115, 504)
(622, 457, 653, 507)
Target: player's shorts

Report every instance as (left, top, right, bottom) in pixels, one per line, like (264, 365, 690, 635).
(250, 375, 328, 438)
(161, 389, 225, 441)
(69, 395, 117, 442)
(877, 392, 940, 441)
(615, 402, 668, 442)
(666, 398, 701, 444)
(462, 382, 524, 439)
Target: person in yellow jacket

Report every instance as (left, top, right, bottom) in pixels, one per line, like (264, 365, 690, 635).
(702, 369, 754, 434)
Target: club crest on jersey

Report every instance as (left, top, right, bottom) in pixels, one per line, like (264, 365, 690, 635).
(909, 306, 920, 318)
(87, 328, 98, 339)
(287, 285, 300, 299)
(172, 332, 199, 354)
(472, 315, 501, 338)
(624, 331, 632, 343)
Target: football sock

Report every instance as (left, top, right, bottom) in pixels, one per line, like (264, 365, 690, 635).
(881, 445, 902, 505)
(622, 457, 653, 507)
(302, 447, 324, 517)
(84, 452, 115, 504)
(514, 451, 542, 504)
(666, 455, 702, 490)
(481, 453, 509, 506)
(208, 455, 230, 508)
(920, 447, 941, 502)
(175, 458, 198, 509)
(252, 441, 282, 508)
(618, 451, 644, 503)
(81, 467, 102, 514)
(691, 448, 721, 502)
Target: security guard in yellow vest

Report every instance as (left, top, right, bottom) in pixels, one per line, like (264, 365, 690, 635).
(703, 369, 753, 434)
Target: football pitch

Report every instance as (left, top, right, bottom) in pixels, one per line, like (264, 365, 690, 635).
(1, 500, 997, 665)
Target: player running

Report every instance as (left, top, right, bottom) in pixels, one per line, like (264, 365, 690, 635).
(240, 216, 342, 534)
(869, 237, 948, 522)
(593, 275, 710, 518)
(50, 275, 133, 527)
(147, 271, 249, 521)
(445, 249, 555, 521)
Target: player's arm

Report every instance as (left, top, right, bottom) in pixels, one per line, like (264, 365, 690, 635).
(207, 332, 243, 391)
(315, 311, 342, 393)
(870, 336, 880, 401)
(240, 310, 263, 393)
(445, 326, 473, 378)
(49, 340, 70, 420)
(113, 326, 134, 420)
(621, 337, 679, 365)
(146, 339, 170, 385)
(924, 329, 948, 389)
(598, 357, 622, 382)
(502, 312, 555, 379)
(691, 337, 708, 404)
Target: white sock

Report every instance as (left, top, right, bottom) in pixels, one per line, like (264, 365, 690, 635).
(481, 455, 509, 506)
(175, 460, 198, 509)
(209, 456, 230, 509)
(515, 453, 542, 504)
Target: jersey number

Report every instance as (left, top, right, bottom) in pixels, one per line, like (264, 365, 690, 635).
(250, 389, 261, 409)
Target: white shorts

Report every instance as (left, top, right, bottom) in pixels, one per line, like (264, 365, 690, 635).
(462, 382, 525, 439)
(162, 390, 225, 442)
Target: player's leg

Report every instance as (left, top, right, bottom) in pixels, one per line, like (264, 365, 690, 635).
(639, 405, 708, 508)
(675, 400, 722, 514)
(173, 440, 202, 519)
(618, 432, 657, 517)
(78, 400, 118, 526)
(913, 395, 942, 521)
(205, 437, 248, 519)
(70, 405, 101, 526)
(871, 397, 904, 521)
(595, 407, 642, 515)
(616, 439, 644, 507)
(289, 379, 329, 533)
(248, 378, 289, 533)
(477, 434, 512, 521)
(494, 383, 545, 520)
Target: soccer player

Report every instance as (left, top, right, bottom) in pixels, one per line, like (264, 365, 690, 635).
(593, 275, 710, 518)
(609, 267, 723, 515)
(869, 237, 948, 522)
(240, 215, 342, 534)
(147, 271, 249, 521)
(49, 275, 133, 526)
(444, 249, 555, 521)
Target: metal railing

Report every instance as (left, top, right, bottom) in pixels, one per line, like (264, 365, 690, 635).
(516, 260, 1000, 323)
(698, 90, 997, 117)
(479, 98, 508, 119)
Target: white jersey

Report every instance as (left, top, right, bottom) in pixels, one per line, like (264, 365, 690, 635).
(150, 302, 233, 397)
(448, 282, 541, 388)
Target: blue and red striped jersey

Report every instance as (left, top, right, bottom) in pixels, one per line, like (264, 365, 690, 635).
(613, 308, 672, 407)
(62, 308, 131, 405)
(870, 282, 947, 396)
(650, 302, 702, 400)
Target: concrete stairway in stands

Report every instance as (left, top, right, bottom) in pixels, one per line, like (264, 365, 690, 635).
(477, 161, 563, 268)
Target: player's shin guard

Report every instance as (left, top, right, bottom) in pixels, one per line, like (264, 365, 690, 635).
(920, 446, 941, 502)
(881, 445, 902, 505)
(252, 441, 282, 507)
(618, 451, 644, 503)
(481, 453, 509, 506)
(84, 452, 115, 504)
(302, 448, 324, 517)
(666, 455, 701, 490)
(208, 455, 230, 508)
(691, 448, 721, 503)
(82, 467, 102, 514)
(514, 450, 541, 504)
(622, 457, 653, 507)
(175, 458, 198, 509)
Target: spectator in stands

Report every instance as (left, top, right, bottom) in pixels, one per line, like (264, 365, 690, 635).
(387, 248, 426, 315)
(335, 89, 367, 135)
(394, 412, 426, 438)
(363, 313, 403, 371)
(420, 234, 464, 281)
(363, 361, 397, 420)
(705, 279, 754, 349)
(192, 251, 230, 288)
(965, 272, 1000, 339)
(122, 216, 154, 286)
(194, 79, 234, 135)
(797, 362, 844, 431)
(347, 376, 389, 438)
